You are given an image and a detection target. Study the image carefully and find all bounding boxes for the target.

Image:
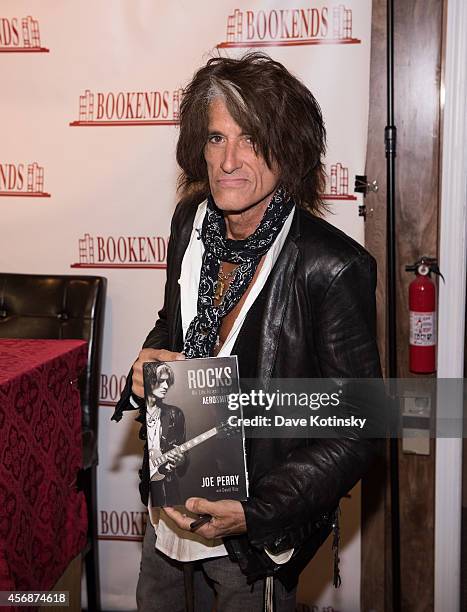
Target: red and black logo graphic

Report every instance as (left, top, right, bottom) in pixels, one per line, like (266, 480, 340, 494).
(323, 162, 357, 201)
(99, 373, 127, 407)
(0, 17, 49, 53)
(217, 5, 360, 48)
(99, 510, 147, 542)
(70, 88, 183, 127)
(0, 163, 50, 198)
(71, 234, 168, 269)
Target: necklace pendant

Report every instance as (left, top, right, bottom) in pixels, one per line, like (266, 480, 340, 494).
(214, 279, 224, 301)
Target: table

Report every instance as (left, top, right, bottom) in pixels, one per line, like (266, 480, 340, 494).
(0, 339, 88, 593)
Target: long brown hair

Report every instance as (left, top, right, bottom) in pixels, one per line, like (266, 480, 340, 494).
(176, 52, 327, 214)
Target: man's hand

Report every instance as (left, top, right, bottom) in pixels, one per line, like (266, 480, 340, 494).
(131, 348, 184, 397)
(164, 446, 185, 472)
(164, 498, 247, 538)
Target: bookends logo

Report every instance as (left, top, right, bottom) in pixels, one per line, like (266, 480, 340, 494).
(0, 163, 50, 198)
(217, 5, 360, 48)
(99, 510, 147, 542)
(99, 373, 127, 407)
(70, 88, 183, 127)
(324, 163, 357, 201)
(0, 17, 49, 52)
(71, 234, 168, 269)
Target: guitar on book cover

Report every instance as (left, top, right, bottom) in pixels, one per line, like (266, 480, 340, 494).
(143, 356, 248, 507)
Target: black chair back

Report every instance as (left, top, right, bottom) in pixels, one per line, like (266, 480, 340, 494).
(0, 273, 106, 466)
(0, 272, 106, 610)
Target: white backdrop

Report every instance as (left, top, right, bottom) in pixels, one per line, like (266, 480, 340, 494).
(1, 2, 372, 610)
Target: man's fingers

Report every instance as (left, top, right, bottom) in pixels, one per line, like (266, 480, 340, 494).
(164, 502, 244, 539)
(131, 384, 144, 398)
(185, 497, 217, 516)
(163, 508, 220, 539)
(163, 507, 192, 530)
(130, 348, 183, 397)
(131, 377, 144, 398)
(163, 507, 219, 538)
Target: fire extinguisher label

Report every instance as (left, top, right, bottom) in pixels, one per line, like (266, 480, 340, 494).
(410, 311, 436, 346)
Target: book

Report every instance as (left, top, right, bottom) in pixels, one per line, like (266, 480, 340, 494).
(143, 355, 248, 507)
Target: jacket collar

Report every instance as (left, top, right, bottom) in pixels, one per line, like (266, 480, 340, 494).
(256, 207, 300, 384)
(288, 203, 301, 243)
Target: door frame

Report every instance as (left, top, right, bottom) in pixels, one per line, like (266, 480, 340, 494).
(435, 0, 467, 609)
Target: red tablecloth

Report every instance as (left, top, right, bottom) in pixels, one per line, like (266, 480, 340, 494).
(0, 339, 88, 591)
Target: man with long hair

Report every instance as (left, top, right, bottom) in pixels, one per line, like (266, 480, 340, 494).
(114, 52, 381, 612)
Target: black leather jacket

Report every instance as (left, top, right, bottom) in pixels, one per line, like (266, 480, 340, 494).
(113, 197, 382, 588)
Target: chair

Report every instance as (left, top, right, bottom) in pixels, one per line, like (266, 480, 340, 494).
(0, 272, 106, 611)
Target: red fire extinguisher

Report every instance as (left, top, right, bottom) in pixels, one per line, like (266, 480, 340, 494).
(405, 257, 443, 374)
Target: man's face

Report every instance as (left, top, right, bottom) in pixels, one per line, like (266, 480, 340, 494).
(204, 98, 280, 214)
(153, 374, 170, 399)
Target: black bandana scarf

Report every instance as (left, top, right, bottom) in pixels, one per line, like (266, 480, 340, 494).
(183, 186, 294, 358)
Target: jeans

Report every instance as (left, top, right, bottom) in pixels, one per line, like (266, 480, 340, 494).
(136, 522, 297, 612)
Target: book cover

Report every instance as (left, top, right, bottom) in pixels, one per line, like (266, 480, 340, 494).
(143, 356, 248, 507)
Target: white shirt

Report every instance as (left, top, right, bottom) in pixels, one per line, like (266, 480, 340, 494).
(151, 199, 295, 563)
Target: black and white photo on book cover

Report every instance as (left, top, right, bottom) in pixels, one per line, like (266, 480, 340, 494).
(143, 356, 248, 508)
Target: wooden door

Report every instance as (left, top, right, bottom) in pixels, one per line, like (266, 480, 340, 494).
(362, 0, 444, 610)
